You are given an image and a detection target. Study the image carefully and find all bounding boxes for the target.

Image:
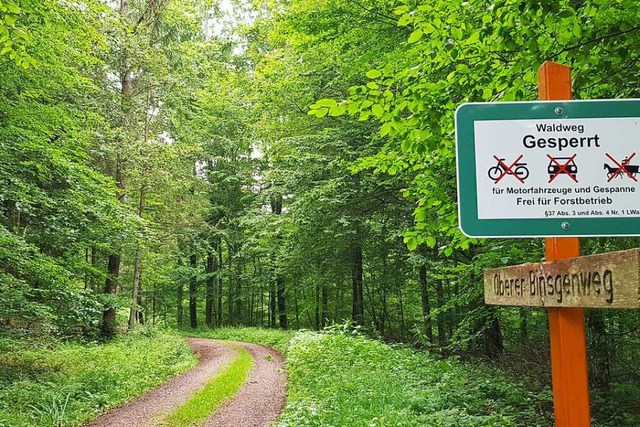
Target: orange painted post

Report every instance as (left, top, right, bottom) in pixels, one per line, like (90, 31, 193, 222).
(538, 61, 591, 427)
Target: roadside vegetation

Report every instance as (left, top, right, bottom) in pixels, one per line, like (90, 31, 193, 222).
(274, 329, 551, 427)
(0, 331, 196, 427)
(181, 327, 295, 355)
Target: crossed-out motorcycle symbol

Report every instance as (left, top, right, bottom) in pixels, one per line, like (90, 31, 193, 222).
(487, 155, 529, 183)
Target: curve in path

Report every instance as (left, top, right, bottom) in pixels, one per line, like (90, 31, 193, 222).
(204, 342, 286, 427)
(85, 338, 237, 427)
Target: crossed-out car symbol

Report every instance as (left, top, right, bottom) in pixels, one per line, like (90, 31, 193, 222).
(548, 157, 577, 179)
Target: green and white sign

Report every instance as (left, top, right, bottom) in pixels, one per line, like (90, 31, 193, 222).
(455, 100, 640, 237)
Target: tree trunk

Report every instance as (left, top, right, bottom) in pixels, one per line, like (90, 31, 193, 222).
(228, 247, 234, 323)
(294, 283, 300, 329)
(419, 263, 433, 343)
(235, 253, 243, 325)
(519, 307, 528, 344)
(84, 248, 90, 290)
(137, 292, 144, 324)
(587, 310, 611, 389)
(381, 285, 388, 335)
(364, 279, 378, 331)
(217, 240, 223, 326)
(484, 307, 504, 359)
(351, 243, 364, 325)
(205, 252, 215, 327)
(321, 284, 328, 328)
(102, 254, 120, 338)
(436, 278, 446, 347)
(128, 248, 142, 330)
(91, 247, 99, 293)
(269, 282, 276, 328)
(129, 187, 145, 330)
(177, 259, 184, 327)
(271, 193, 287, 329)
(189, 254, 197, 328)
(277, 275, 287, 329)
(396, 282, 406, 340)
(102, 0, 130, 338)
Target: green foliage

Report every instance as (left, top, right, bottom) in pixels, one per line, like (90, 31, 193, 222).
(0, 0, 33, 67)
(0, 331, 196, 427)
(181, 327, 295, 355)
(167, 344, 252, 427)
(276, 330, 550, 427)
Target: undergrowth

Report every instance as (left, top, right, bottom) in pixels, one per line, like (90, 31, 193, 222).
(0, 329, 196, 427)
(275, 330, 552, 427)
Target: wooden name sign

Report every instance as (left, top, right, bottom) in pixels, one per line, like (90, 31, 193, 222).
(484, 248, 640, 308)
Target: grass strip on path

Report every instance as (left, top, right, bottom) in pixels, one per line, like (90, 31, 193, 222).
(166, 343, 253, 427)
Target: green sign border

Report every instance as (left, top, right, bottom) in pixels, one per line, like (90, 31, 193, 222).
(455, 99, 640, 237)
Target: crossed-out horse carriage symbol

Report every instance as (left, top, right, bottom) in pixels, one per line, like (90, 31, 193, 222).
(604, 158, 640, 179)
(604, 153, 638, 181)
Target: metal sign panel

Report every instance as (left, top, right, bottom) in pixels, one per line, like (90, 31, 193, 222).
(455, 99, 640, 237)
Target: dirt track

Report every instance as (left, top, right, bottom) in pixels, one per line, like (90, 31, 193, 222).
(205, 342, 286, 427)
(84, 338, 286, 427)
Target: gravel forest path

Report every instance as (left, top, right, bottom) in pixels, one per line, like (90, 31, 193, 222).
(84, 338, 286, 427)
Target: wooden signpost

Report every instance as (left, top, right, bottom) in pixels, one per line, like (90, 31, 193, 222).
(539, 62, 590, 427)
(455, 61, 640, 427)
(485, 248, 640, 308)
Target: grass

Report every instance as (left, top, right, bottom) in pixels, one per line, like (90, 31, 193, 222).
(274, 330, 552, 427)
(165, 343, 253, 427)
(0, 329, 197, 427)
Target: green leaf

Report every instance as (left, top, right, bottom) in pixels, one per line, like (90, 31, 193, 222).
(380, 122, 392, 137)
(5, 14, 17, 27)
(6, 3, 21, 14)
(308, 108, 328, 118)
(405, 236, 418, 251)
(365, 69, 382, 79)
(573, 22, 582, 37)
(315, 98, 337, 107)
(426, 236, 436, 248)
(329, 104, 347, 116)
(371, 104, 383, 117)
(422, 23, 435, 34)
(408, 29, 423, 44)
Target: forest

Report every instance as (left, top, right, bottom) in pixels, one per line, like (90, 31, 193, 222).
(1, 0, 640, 426)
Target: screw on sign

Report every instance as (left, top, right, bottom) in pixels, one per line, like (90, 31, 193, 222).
(488, 155, 529, 183)
(547, 154, 578, 183)
(604, 152, 638, 182)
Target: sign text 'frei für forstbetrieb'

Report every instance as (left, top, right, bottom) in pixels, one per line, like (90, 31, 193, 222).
(476, 117, 639, 221)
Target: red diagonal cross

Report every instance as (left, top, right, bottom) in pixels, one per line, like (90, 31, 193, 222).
(606, 152, 637, 182)
(548, 154, 578, 183)
(492, 155, 525, 184)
